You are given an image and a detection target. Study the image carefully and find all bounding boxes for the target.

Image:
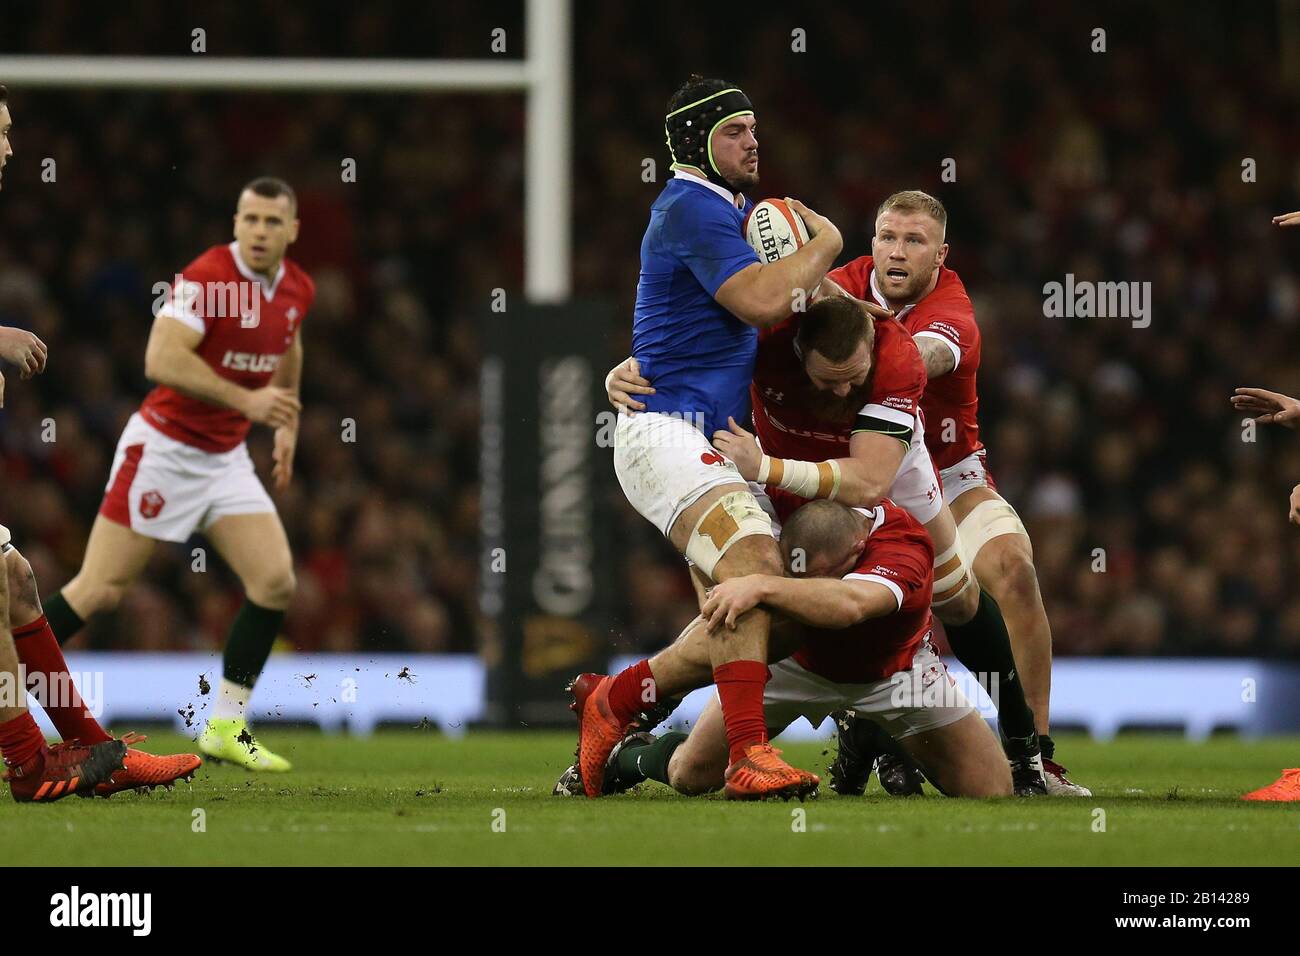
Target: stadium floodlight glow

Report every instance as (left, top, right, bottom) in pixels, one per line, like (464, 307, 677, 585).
(0, 0, 572, 303)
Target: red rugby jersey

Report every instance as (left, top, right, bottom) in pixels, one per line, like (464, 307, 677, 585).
(750, 301, 925, 462)
(829, 256, 982, 470)
(140, 242, 314, 453)
(770, 495, 935, 683)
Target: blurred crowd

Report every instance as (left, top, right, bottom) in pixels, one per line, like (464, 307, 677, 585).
(2, 2, 1299, 658)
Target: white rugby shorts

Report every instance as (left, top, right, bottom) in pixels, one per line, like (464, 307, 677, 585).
(889, 432, 944, 526)
(762, 640, 975, 739)
(100, 412, 275, 542)
(939, 448, 996, 505)
(614, 410, 753, 536)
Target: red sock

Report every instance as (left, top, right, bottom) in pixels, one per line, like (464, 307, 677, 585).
(714, 660, 770, 764)
(13, 615, 113, 744)
(0, 711, 46, 768)
(607, 659, 655, 725)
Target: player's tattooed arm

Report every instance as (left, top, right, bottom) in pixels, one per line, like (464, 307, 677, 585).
(702, 574, 897, 631)
(144, 313, 300, 428)
(914, 335, 956, 379)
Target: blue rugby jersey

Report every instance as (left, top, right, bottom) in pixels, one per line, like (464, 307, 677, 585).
(631, 173, 759, 436)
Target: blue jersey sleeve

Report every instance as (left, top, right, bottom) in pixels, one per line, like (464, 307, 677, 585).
(667, 197, 761, 298)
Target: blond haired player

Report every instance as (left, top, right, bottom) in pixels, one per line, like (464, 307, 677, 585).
(817, 191, 1087, 795)
(41, 177, 312, 772)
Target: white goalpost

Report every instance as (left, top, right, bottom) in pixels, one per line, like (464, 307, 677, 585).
(0, 0, 572, 303)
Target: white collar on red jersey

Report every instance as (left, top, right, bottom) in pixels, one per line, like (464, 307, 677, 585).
(868, 266, 917, 321)
(672, 169, 746, 209)
(851, 504, 887, 537)
(228, 241, 286, 301)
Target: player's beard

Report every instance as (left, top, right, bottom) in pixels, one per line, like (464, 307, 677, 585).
(804, 377, 874, 426)
(875, 263, 934, 308)
(724, 156, 759, 192)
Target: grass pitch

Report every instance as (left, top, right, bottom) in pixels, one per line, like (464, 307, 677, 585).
(2, 730, 1297, 866)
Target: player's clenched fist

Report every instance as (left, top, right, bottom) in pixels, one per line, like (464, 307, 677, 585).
(1289, 483, 1300, 526)
(1274, 210, 1300, 228)
(239, 384, 301, 429)
(712, 416, 762, 480)
(702, 574, 771, 632)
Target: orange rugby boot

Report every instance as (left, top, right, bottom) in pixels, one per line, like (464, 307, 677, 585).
(569, 673, 632, 798)
(724, 742, 820, 801)
(93, 732, 201, 797)
(6, 738, 127, 803)
(1241, 768, 1300, 802)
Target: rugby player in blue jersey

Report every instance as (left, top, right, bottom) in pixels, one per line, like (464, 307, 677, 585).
(570, 75, 845, 799)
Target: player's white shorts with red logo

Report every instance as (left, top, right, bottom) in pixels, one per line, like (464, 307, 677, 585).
(938, 448, 997, 505)
(614, 410, 752, 536)
(762, 639, 975, 739)
(100, 412, 275, 542)
(888, 435, 944, 526)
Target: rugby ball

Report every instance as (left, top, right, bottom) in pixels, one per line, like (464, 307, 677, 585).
(743, 198, 811, 262)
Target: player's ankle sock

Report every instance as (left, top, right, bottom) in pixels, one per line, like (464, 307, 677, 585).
(943, 589, 1037, 740)
(1040, 733, 1055, 761)
(41, 592, 85, 646)
(221, 598, 285, 691)
(616, 731, 688, 785)
(713, 660, 769, 764)
(0, 711, 47, 768)
(211, 678, 252, 722)
(12, 615, 113, 744)
(607, 659, 655, 725)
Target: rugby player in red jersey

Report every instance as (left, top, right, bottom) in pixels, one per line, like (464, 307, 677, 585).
(0, 84, 139, 800)
(815, 190, 1088, 795)
(39, 177, 311, 772)
(607, 291, 1049, 795)
(557, 497, 1011, 799)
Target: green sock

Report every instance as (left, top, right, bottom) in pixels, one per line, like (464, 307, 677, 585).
(222, 599, 286, 687)
(943, 589, 1037, 740)
(616, 732, 688, 786)
(43, 591, 85, 646)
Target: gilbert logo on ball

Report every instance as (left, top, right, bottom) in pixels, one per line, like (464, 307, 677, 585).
(743, 199, 810, 262)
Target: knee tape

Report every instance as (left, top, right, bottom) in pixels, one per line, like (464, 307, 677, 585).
(955, 498, 1027, 565)
(931, 538, 975, 608)
(685, 490, 774, 579)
